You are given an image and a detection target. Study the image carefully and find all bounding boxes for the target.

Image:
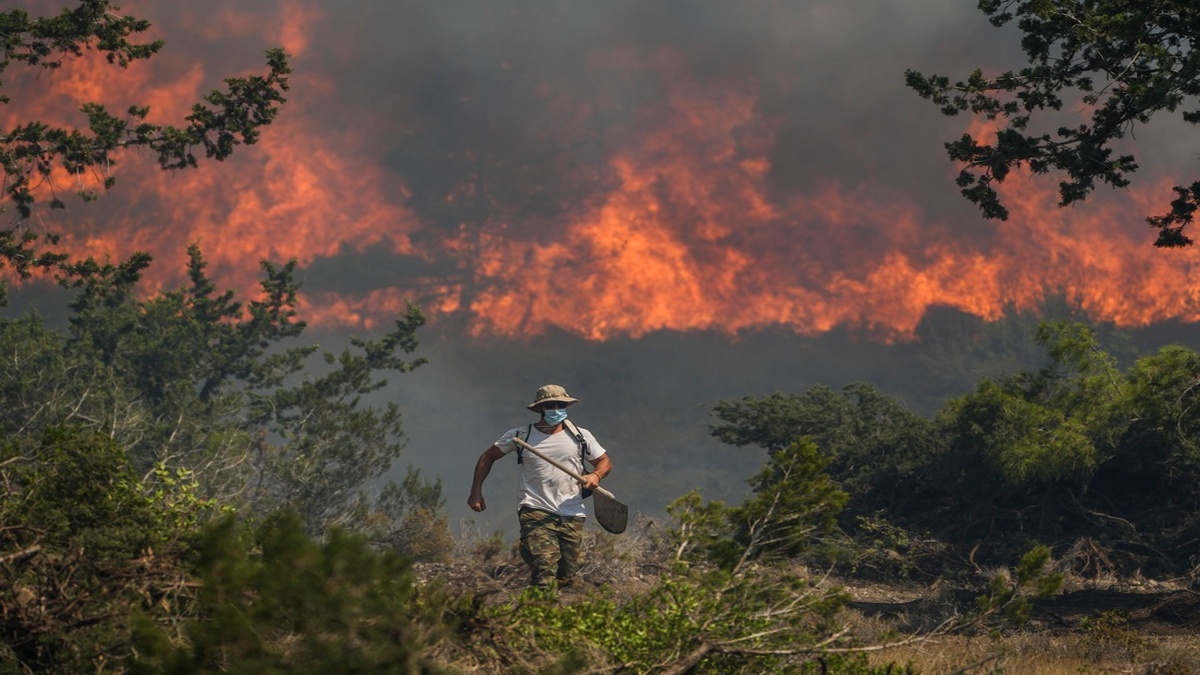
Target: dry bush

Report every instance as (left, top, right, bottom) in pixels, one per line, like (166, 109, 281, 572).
(864, 633, 1097, 675)
(453, 519, 509, 565)
(576, 515, 662, 590)
(394, 507, 456, 563)
(861, 627, 1200, 675)
(1057, 537, 1126, 590)
(1138, 643, 1200, 674)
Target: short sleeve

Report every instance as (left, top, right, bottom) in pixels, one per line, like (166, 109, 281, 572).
(494, 428, 521, 454)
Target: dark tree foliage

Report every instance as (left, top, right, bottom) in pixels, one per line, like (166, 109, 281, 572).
(0, 245, 441, 531)
(0, 250, 444, 671)
(711, 324, 1200, 576)
(1088, 344, 1200, 552)
(0, 1, 290, 278)
(710, 383, 944, 519)
(0, 427, 200, 672)
(907, 0, 1200, 247)
(128, 513, 448, 674)
(722, 439, 848, 569)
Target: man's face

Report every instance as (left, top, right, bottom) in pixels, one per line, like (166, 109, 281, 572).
(540, 402, 568, 412)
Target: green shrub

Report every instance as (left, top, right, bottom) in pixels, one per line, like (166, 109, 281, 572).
(129, 511, 450, 674)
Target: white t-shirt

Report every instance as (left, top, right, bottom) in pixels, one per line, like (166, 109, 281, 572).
(495, 423, 607, 517)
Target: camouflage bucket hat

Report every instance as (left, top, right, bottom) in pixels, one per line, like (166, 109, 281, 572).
(526, 384, 579, 411)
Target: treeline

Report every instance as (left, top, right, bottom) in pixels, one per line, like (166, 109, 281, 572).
(711, 321, 1200, 580)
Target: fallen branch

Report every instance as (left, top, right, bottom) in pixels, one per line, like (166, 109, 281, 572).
(660, 641, 714, 675)
(0, 544, 42, 565)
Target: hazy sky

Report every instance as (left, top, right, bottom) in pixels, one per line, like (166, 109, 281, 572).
(9, 0, 1200, 532)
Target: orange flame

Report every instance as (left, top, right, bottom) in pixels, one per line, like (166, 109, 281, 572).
(5, 8, 1199, 341)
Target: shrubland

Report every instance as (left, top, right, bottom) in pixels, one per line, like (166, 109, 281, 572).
(4, 257, 1195, 672)
(5, 4, 1200, 672)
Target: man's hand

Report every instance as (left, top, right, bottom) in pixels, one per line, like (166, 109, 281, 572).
(468, 492, 486, 512)
(581, 472, 601, 490)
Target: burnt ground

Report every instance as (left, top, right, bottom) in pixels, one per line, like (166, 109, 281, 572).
(1040, 587, 1200, 633)
(847, 580, 1200, 636)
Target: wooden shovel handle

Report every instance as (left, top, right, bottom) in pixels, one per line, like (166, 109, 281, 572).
(511, 435, 617, 500)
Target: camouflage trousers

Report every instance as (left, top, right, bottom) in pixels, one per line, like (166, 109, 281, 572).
(518, 506, 585, 588)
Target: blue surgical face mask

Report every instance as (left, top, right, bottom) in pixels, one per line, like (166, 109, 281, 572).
(542, 407, 568, 426)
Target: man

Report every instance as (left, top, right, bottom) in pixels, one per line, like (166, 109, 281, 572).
(468, 384, 613, 588)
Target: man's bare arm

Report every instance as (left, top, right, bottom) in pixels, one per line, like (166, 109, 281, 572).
(582, 453, 612, 490)
(467, 445, 506, 512)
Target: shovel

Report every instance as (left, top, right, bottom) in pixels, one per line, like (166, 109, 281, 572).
(512, 436, 628, 534)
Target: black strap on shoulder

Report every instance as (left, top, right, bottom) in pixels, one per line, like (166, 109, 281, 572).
(564, 420, 593, 499)
(516, 424, 532, 464)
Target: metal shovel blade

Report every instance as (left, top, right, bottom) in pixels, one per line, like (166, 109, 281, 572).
(512, 435, 628, 534)
(592, 487, 628, 534)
